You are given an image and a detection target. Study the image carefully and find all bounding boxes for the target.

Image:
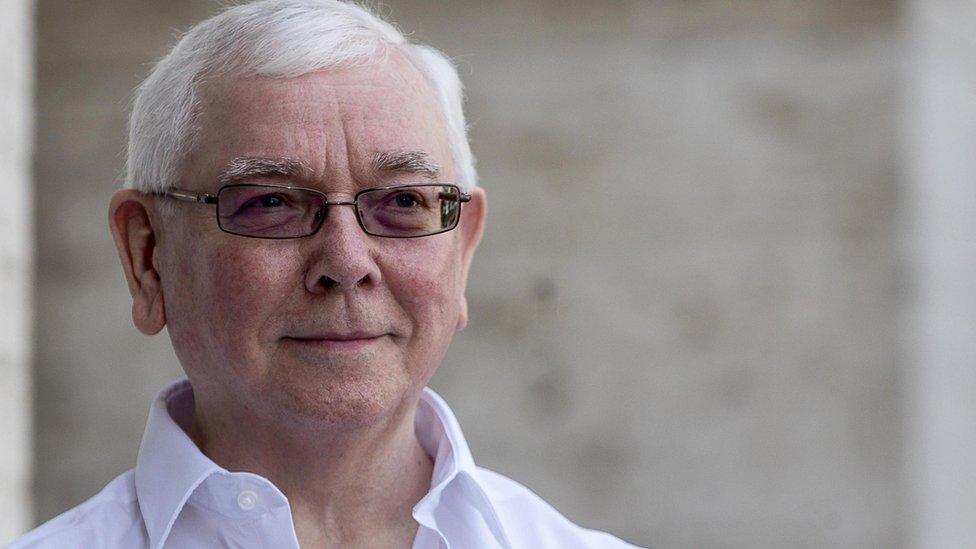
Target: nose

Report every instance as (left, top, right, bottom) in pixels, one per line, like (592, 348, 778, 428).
(303, 203, 379, 293)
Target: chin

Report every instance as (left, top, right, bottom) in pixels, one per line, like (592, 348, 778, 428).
(264, 369, 417, 431)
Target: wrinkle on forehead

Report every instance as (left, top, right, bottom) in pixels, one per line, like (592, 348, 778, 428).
(187, 51, 455, 189)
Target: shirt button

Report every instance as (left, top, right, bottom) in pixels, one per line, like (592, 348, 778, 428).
(237, 489, 258, 511)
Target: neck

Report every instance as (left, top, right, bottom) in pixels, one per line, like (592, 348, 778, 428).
(188, 392, 434, 549)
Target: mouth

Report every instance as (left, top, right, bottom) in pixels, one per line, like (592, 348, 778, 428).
(282, 333, 387, 352)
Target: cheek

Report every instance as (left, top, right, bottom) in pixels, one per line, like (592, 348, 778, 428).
(205, 245, 298, 324)
(170, 241, 300, 352)
(384, 241, 464, 341)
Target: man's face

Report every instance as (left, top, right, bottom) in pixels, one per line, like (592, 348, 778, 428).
(151, 53, 483, 427)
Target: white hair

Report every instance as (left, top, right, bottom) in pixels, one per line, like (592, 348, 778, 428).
(126, 0, 477, 197)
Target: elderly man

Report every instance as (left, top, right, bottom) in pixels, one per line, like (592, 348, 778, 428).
(14, 1, 638, 548)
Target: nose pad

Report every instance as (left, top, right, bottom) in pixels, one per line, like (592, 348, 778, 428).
(314, 202, 361, 236)
(309, 200, 359, 236)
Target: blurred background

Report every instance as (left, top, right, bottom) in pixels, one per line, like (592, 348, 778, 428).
(2, 0, 976, 547)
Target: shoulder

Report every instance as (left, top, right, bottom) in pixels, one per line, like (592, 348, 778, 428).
(8, 470, 148, 549)
(473, 467, 644, 548)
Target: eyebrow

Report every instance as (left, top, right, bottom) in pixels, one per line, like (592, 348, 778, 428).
(371, 150, 441, 179)
(216, 156, 314, 186)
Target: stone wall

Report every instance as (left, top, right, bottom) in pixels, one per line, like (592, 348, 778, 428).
(0, 0, 34, 543)
(30, 1, 905, 547)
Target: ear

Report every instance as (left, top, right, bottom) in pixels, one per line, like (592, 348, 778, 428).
(109, 189, 166, 335)
(455, 186, 486, 331)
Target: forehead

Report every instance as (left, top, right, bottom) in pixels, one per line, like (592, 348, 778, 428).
(186, 51, 452, 186)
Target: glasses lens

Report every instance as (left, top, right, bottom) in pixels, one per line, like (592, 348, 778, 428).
(217, 185, 324, 238)
(357, 185, 461, 237)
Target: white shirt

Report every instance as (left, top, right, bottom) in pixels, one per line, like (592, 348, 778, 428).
(11, 379, 640, 548)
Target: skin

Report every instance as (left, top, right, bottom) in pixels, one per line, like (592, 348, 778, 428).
(109, 51, 486, 548)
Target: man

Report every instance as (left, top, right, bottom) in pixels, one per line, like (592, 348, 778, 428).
(14, 1, 638, 547)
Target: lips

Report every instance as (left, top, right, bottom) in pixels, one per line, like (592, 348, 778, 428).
(283, 332, 387, 352)
(289, 331, 381, 341)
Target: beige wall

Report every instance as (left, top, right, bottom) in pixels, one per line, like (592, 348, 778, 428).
(905, 1, 976, 547)
(28, 1, 914, 547)
(0, 0, 34, 543)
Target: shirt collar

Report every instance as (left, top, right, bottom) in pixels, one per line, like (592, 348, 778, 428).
(135, 378, 510, 549)
(412, 388, 512, 548)
(134, 379, 221, 549)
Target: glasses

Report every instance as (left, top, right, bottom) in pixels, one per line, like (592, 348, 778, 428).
(158, 183, 471, 239)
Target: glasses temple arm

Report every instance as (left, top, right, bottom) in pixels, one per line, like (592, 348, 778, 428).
(438, 192, 472, 203)
(162, 189, 218, 204)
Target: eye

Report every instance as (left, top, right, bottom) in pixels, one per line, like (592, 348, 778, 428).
(392, 192, 421, 208)
(257, 194, 285, 208)
(235, 193, 289, 212)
